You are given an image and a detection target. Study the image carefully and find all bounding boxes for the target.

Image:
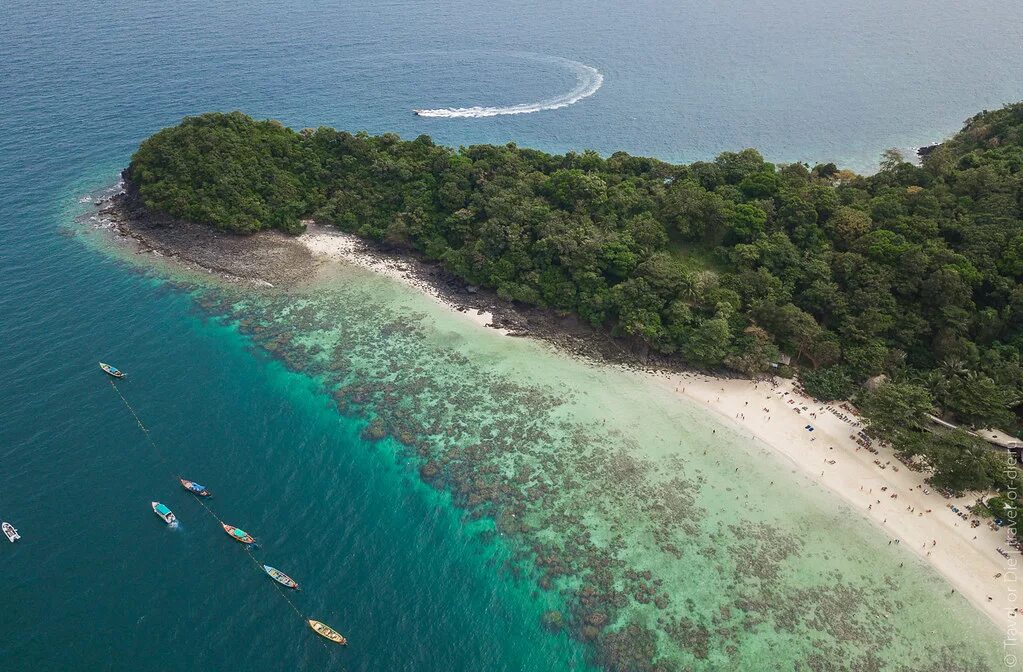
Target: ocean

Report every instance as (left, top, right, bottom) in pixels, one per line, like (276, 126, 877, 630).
(2, 1, 1022, 670)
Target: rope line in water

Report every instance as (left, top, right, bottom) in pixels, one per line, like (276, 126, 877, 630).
(184, 488, 327, 652)
(181, 489, 314, 642)
(107, 378, 335, 657)
(109, 380, 159, 452)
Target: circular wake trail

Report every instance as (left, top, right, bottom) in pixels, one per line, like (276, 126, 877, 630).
(413, 57, 603, 118)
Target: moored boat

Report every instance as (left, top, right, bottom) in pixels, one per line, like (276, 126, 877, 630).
(151, 501, 177, 525)
(179, 478, 211, 497)
(262, 564, 299, 589)
(308, 619, 346, 645)
(99, 362, 125, 378)
(222, 523, 254, 544)
(2, 522, 20, 543)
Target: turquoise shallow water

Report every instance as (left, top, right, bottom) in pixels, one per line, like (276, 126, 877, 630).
(2, 0, 1022, 669)
(4, 194, 595, 670)
(134, 262, 1000, 670)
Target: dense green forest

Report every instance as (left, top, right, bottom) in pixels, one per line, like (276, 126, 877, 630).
(128, 107, 1023, 495)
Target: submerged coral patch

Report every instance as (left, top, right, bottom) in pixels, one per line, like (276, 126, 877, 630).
(169, 270, 1000, 671)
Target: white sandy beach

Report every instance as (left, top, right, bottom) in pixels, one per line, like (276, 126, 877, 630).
(660, 373, 1016, 630)
(298, 223, 508, 335)
(298, 224, 1016, 632)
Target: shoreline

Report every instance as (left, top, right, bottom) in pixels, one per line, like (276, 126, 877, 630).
(297, 223, 1017, 632)
(298, 223, 511, 335)
(95, 188, 661, 368)
(655, 372, 1013, 630)
(92, 189, 322, 289)
(92, 194, 1015, 633)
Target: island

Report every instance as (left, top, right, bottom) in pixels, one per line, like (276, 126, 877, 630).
(90, 103, 1023, 669)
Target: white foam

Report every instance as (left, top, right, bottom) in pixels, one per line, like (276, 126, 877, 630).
(413, 57, 602, 118)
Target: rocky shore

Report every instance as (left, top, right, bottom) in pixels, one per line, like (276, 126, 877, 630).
(96, 182, 320, 288)
(95, 180, 702, 376)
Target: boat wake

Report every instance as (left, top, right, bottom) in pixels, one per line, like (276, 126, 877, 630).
(413, 56, 603, 118)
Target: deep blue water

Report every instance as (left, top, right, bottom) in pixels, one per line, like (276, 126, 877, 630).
(2, 1, 1022, 669)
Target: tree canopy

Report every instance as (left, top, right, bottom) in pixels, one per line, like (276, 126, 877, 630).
(129, 106, 1023, 492)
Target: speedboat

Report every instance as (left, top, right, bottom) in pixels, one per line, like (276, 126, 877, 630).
(308, 619, 347, 645)
(222, 523, 254, 544)
(99, 362, 125, 378)
(2, 522, 19, 543)
(262, 564, 299, 589)
(179, 478, 211, 497)
(151, 502, 177, 525)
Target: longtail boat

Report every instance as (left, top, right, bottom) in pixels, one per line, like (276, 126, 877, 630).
(2, 522, 19, 543)
(262, 564, 299, 589)
(308, 619, 346, 645)
(222, 523, 254, 544)
(151, 502, 177, 525)
(99, 362, 125, 378)
(179, 478, 211, 497)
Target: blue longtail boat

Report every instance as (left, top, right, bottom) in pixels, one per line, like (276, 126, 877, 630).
(262, 565, 299, 589)
(179, 478, 211, 497)
(99, 362, 125, 378)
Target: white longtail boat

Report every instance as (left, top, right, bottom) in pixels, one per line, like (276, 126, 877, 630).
(3, 522, 20, 543)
